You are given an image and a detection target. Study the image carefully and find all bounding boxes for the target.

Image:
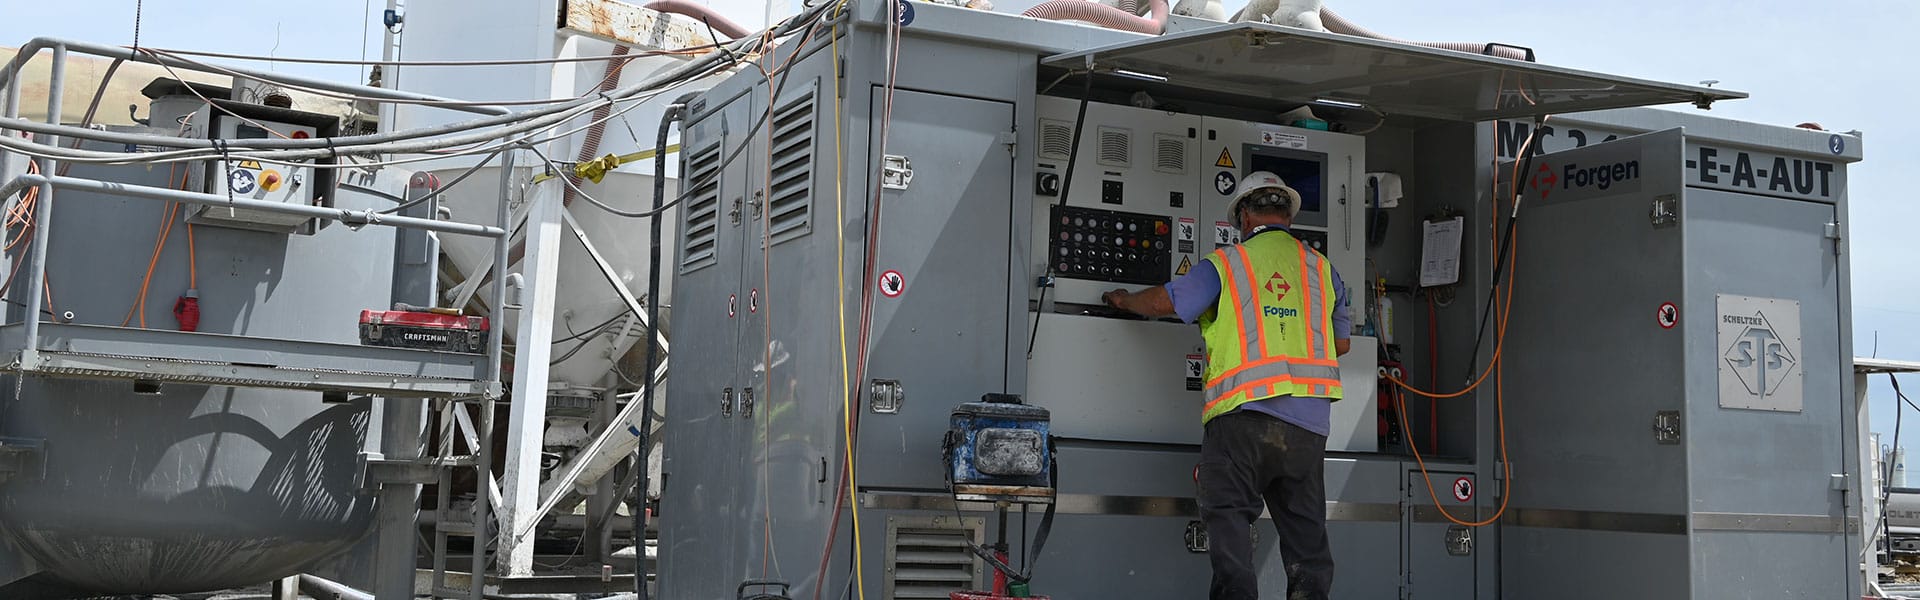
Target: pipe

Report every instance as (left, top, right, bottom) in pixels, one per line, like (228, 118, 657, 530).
(18, 45, 62, 360)
(645, 0, 753, 39)
(0, 38, 509, 116)
(0, 174, 507, 238)
(1318, 8, 1531, 61)
(636, 90, 700, 600)
(298, 574, 375, 600)
(1021, 0, 1171, 34)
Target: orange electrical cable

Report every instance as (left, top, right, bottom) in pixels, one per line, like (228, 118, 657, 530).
(186, 222, 197, 289)
(124, 167, 189, 328)
(1398, 223, 1517, 527)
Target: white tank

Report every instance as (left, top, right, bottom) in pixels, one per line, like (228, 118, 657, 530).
(383, 0, 779, 389)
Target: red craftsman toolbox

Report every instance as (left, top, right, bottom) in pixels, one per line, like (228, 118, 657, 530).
(358, 310, 489, 353)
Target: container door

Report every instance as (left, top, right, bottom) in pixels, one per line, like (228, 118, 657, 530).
(1499, 129, 1694, 598)
(1405, 470, 1477, 599)
(657, 89, 754, 600)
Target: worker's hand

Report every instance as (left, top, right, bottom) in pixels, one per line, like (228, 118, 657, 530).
(1102, 289, 1129, 309)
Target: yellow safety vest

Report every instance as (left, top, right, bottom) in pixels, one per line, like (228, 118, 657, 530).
(1197, 229, 1343, 424)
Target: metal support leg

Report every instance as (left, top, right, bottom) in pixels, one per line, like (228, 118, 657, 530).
(497, 33, 583, 574)
(374, 395, 428, 600)
(499, 174, 568, 578)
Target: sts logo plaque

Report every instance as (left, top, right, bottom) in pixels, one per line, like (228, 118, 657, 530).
(1715, 295, 1803, 412)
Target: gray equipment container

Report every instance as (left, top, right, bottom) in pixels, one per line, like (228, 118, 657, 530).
(0, 112, 402, 596)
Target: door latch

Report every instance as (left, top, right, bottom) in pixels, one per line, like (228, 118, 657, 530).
(721, 387, 735, 418)
(1445, 525, 1473, 556)
(1184, 521, 1209, 552)
(1653, 410, 1682, 444)
(870, 379, 904, 414)
(1650, 194, 1678, 228)
(881, 155, 914, 190)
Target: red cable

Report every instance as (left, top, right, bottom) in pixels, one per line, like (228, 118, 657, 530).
(1427, 294, 1438, 454)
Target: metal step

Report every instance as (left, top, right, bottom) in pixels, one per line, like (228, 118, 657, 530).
(0, 322, 490, 398)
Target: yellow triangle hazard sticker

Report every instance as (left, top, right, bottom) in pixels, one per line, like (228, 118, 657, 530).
(1215, 148, 1235, 169)
(1176, 255, 1193, 276)
(236, 159, 262, 170)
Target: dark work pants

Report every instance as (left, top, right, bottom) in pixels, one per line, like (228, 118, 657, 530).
(1197, 410, 1333, 600)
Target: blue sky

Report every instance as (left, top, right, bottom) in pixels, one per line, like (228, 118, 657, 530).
(6, 0, 1918, 456)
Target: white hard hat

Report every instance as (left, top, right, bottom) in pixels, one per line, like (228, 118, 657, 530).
(1229, 170, 1302, 228)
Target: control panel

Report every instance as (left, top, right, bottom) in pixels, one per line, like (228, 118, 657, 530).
(1024, 96, 1376, 453)
(188, 102, 338, 234)
(1047, 205, 1174, 285)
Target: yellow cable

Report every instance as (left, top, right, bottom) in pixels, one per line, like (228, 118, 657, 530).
(830, 11, 869, 599)
(529, 144, 682, 184)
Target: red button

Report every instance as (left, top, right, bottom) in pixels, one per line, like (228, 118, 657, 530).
(1155, 221, 1170, 235)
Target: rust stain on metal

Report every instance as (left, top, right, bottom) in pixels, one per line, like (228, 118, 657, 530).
(562, 0, 715, 49)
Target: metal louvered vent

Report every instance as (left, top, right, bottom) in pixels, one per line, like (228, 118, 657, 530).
(1154, 134, 1187, 174)
(678, 142, 724, 273)
(1039, 119, 1073, 160)
(885, 517, 982, 600)
(767, 88, 816, 244)
(1097, 127, 1131, 167)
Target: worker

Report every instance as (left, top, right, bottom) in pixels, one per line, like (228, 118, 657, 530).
(1102, 171, 1350, 600)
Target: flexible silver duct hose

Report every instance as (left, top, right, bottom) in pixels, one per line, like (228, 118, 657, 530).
(1022, 0, 1171, 35)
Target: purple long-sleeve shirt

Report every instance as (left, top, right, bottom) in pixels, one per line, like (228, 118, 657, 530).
(1164, 225, 1350, 437)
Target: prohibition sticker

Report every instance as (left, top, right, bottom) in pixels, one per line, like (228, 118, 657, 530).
(728, 294, 737, 317)
(749, 289, 759, 313)
(1657, 302, 1679, 329)
(1452, 477, 1474, 503)
(1184, 354, 1205, 391)
(1177, 217, 1197, 254)
(878, 270, 906, 298)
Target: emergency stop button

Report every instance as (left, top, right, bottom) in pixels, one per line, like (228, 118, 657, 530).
(261, 169, 284, 192)
(1155, 220, 1169, 236)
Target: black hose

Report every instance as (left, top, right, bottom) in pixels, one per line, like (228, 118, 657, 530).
(1024, 71, 1094, 359)
(1460, 117, 1543, 385)
(635, 90, 702, 600)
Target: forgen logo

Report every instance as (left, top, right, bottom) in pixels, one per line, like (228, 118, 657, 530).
(1721, 310, 1797, 397)
(1529, 159, 1641, 199)
(1261, 273, 1299, 318)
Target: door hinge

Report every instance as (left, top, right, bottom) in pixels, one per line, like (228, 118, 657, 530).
(721, 386, 735, 418)
(729, 196, 743, 226)
(1825, 221, 1842, 255)
(999, 131, 1017, 156)
(740, 386, 756, 418)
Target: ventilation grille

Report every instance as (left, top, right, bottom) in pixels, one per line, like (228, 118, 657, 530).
(1154, 134, 1187, 174)
(886, 519, 980, 600)
(1097, 126, 1131, 167)
(767, 88, 816, 244)
(1038, 119, 1073, 161)
(678, 142, 724, 273)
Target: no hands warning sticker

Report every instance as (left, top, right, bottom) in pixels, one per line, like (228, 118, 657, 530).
(1185, 354, 1204, 391)
(1657, 302, 1679, 329)
(1452, 477, 1474, 503)
(878, 270, 905, 298)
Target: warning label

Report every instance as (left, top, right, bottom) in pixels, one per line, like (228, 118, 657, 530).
(1215, 148, 1235, 168)
(1260, 130, 1308, 150)
(1214, 221, 1240, 246)
(235, 159, 262, 170)
(1177, 217, 1197, 254)
(1452, 477, 1474, 503)
(1176, 256, 1193, 276)
(1185, 354, 1205, 391)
